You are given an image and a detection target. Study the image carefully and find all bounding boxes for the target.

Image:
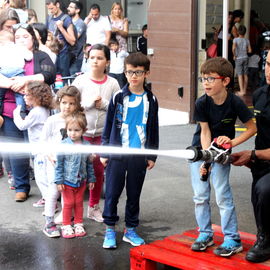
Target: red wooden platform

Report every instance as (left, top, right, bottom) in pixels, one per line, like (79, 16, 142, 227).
(130, 224, 270, 270)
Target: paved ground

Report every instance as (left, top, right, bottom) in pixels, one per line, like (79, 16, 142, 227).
(0, 124, 257, 270)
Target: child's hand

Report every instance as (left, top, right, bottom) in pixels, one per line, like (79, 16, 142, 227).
(147, 160, 155, 170)
(94, 96, 102, 109)
(89, 154, 96, 163)
(57, 184, 65, 192)
(89, 183, 95, 190)
(100, 157, 108, 167)
(216, 136, 232, 147)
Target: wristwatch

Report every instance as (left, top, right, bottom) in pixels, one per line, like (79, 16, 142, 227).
(250, 150, 258, 162)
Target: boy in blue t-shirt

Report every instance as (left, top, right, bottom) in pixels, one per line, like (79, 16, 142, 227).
(100, 52, 159, 249)
(190, 57, 257, 257)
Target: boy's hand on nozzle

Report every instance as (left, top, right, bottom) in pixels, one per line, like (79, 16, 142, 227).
(89, 183, 95, 190)
(147, 160, 155, 170)
(214, 136, 232, 149)
(57, 184, 65, 192)
(100, 157, 108, 167)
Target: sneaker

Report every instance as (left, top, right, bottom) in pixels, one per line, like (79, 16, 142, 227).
(191, 233, 214, 251)
(43, 222, 60, 238)
(123, 227, 145, 246)
(74, 223, 86, 237)
(61, 225, 75, 239)
(103, 228, 117, 249)
(87, 205, 104, 223)
(33, 198, 45, 208)
(214, 239, 243, 257)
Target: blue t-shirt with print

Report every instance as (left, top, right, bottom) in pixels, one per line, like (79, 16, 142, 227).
(121, 92, 147, 148)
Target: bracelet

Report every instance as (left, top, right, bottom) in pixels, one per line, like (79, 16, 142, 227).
(250, 150, 257, 162)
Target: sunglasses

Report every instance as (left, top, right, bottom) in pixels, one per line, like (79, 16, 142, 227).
(12, 23, 29, 31)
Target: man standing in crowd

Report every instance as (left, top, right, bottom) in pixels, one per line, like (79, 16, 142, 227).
(232, 50, 270, 263)
(67, 0, 86, 74)
(46, 0, 76, 77)
(84, 3, 111, 46)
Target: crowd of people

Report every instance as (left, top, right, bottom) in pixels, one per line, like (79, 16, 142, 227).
(211, 9, 270, 96)
(1, 0, 270, 265)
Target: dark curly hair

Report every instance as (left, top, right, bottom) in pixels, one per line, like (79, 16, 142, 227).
(26, 81, 53, 109)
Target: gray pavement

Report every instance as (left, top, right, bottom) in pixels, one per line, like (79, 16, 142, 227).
(0, 124, 256, 270)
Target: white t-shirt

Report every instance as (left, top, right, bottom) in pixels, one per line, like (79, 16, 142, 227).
(0, 42, 32, 70)
(13, 106, 50, 143)
(86, 15, 111, 45)
(109, 50, 129, 74)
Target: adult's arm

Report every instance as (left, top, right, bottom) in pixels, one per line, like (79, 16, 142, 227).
(11, 51, 56, 92)
(104, 30, 111, 46)
(112, 18, 128, 38)
(56, 20, 76, 46)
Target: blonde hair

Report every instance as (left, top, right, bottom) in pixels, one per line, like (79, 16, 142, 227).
(110, 2, 123, 20)
(65, 112, 87, 131)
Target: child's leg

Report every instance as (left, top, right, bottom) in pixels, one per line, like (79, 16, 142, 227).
(0, 88, 7, 114)
(190, 161, 213, 235)
(73, 182, 87, 224)
(238, 74, 245, 95)
(62, 185, 75, 226)
(211, 163, 240, 241)
(44, 161, 59, 219)
(33, 154, 48, 199)
(103, 158, 127, 226)
(125, 156, 147, 228)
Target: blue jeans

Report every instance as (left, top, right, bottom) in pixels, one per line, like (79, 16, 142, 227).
(2, 116, 30, 194)
(189, 161, 240, 241)
(56, 51, 70, 77)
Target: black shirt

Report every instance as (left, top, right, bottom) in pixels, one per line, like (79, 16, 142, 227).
(192, 91, 253, 147)
(137, 35, 147, 55)
(253, 85, 270, 150)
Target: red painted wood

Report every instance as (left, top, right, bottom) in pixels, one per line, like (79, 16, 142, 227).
(130, 225, 270, 270)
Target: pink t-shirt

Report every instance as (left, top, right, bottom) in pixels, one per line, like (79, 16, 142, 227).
(2, 59, 34, 118)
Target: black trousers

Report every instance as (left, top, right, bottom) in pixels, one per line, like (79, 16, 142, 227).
(103, 156, 147, 227)
(251, 161, 270, 234)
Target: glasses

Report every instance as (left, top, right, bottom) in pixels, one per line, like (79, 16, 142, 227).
(125, 70, 145, 77)
(12, 23, 29, 30)
(198, 76, 224, 83)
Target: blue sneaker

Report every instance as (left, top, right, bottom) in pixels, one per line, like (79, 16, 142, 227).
(191, 232, 214, 251)
(103, 229, 117, 249)
(214, 239, 243, 257)
(123, 227, 145, 246)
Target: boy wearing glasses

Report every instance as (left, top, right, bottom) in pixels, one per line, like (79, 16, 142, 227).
(100, 52, 159, 249)
(190, 57, 256, 257)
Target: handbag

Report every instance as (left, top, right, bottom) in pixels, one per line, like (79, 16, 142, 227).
(207, 43, 217, 58)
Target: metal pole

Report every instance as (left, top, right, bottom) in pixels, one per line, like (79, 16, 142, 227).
(222, 0, 229, 59)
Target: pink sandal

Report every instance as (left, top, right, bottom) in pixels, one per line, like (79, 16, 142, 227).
(74, 223, 86, 237)
(61, 225, 75, 239)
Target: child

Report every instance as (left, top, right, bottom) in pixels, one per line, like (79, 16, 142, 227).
(80, 43, 92, 73)
(232, 25, 252, 96)
(55, 112, 96, 238)
(190, 57, 257, 257)
(40, 85, 83, 238)
(72, 44, 120, 224)
(13, 81, 53, 207)
(100, 52, 159, 249)
(248, 51, 260, 91)
(136, 24, 148, 55)
(108, 39, 129, 88)
(0, 30, 33, 115)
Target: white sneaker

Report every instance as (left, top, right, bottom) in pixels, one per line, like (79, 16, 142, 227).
(87, 205, 104, 223)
